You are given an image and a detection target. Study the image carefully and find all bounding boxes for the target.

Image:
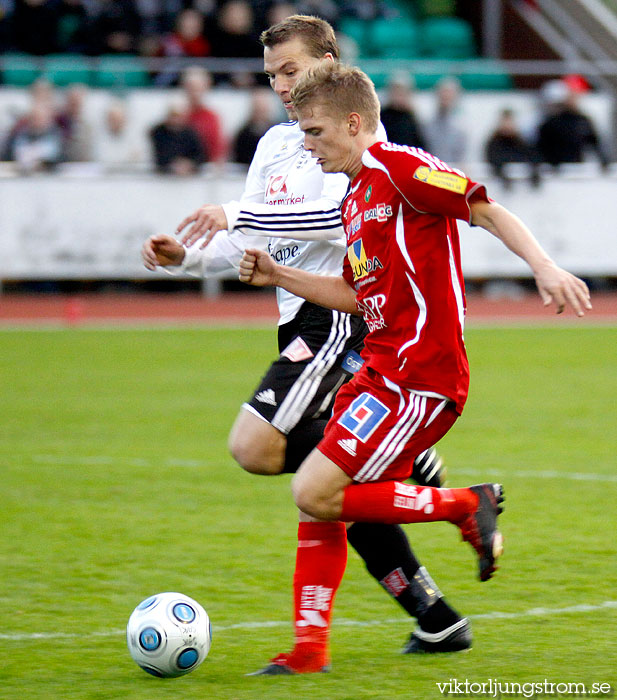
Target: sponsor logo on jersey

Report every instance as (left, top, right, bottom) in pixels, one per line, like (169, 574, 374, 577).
(364, 185, 372, 203)
(392, 482, 435, 514)
(265, 174, 306, 205)
(338, 392, 390, 442)
(268, 243, 300, 264)
(356, 293, 387, 331)
(280, 336, 314, 362)
(413, 166, 468, 194)
(255, 389, 277, 406)
(337, 438, 358, 456)
(364, 203, 393, 223)
(346, 212, 363, 238)
(351, 200, 358, 216)
(347, 238, 383, 281)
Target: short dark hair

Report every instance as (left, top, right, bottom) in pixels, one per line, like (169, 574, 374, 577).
(260, 14, 340, 60)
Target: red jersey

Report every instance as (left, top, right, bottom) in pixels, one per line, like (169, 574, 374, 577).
(341, 142, 489, 413)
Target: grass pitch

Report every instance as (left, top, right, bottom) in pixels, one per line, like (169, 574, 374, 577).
(1, 324, 616, 700)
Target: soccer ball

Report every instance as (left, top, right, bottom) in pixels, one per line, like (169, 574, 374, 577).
(126, 592, 212, 678)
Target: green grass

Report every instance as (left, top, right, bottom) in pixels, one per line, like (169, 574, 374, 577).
(1, 325, 616, 699)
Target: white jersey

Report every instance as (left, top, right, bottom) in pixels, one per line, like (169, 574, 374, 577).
(175, 120, 385, 325)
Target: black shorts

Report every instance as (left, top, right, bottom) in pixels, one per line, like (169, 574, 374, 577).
(245, 301, 367, 435)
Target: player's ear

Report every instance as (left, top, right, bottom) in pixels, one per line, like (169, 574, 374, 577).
(348, 112, 361, 136)
(323, 53, 335, 62)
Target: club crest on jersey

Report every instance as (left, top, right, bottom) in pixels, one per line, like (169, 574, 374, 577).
(338, 392, 390, 442)
(364, 185, 372, 203)
(347, 239, 383, 281)
(413, 165, 468, 194)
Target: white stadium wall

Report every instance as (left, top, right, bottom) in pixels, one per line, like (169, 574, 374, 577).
(0, 168, 616, 281)
(0, 87, 615, 282)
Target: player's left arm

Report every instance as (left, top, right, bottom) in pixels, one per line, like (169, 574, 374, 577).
(470, 199, 592, 316)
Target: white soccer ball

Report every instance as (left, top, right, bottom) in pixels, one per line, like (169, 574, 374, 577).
(126, 592, 212, 678)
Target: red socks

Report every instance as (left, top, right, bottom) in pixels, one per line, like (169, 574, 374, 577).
(340, 482, 478, 525)
(284, 521, 347, 672)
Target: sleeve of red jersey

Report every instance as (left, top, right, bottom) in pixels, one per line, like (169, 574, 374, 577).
(367, 144, 489, 223)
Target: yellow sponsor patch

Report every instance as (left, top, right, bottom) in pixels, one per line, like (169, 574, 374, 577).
(413, 166, 468, 194)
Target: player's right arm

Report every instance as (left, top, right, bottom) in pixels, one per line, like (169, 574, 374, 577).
(239, 248, 359, 314)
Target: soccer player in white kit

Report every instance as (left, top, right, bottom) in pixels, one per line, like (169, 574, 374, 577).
(142, 15, 470, 667)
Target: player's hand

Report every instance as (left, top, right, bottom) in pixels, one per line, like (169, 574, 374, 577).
(176, 204, 228, 249)
(534, 262, 592, 316)
(239, 248, 279, 287)
(142, 234, 185, 270)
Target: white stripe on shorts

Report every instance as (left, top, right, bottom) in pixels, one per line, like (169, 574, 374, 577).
(355, 392, 429, 483)
(271, 310, 352, 434)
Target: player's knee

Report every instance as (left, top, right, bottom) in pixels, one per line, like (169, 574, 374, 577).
(228, 432, 283, 475)
(291, 475, 342, 520)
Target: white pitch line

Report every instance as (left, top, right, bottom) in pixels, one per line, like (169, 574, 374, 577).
(1, 601, 615, 642)
(25, 454, 617, 483)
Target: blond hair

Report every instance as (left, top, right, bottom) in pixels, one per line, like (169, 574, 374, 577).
(260, 14, 340, 60)
(290, 62, 380, 134)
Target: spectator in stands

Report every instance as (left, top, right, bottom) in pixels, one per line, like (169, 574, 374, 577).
(424, 76, 467, 165)
(3, 101, 64, 172)
(379, 72, 426, 150)
(485, 108, 540, 190)
(536, 78, 610, 169)
(56, 0, 91, 54)
(89, 0, 141, 54)
(159, 8, 210, 58)
(10, 0, 59, 54)
(154, 8, 211, 85)
(179, 66, 226, 162)
(150, 98, 205, 175)
(231, 86, 278, 165)
(95, 99, 145, 169)
(265, 2, 297, 28)
(56, 84, 94, 162)
(208, 0, 262, 86)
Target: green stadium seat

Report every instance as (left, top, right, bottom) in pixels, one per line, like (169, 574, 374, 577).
(43, 54, 93, 86)
(338, 17, 370, 56)
(94, 54, 149, 88)
(366, 17, 421, 59)
(416, 0, 456, 17)
(0, 53, 41, 86)
(418, 16, 476, 59)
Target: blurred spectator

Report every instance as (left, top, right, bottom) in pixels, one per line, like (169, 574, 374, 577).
(150, 99, 204, 175)
(159, 8, 210, 57)
(339, 0, 393, 21)
(89, 0, 141, 54)
(154, 8, 211, 85)
(485, 108, 540, 190)
(2, 78, 58, 153)
(56, 84, 94, 161)
(181, 66, 226, 162)
(295, 0, 339, 26)
(94, 99, 145, 168)
(537, 79, 610, 169)
(380, 72, 426, 150)
(423, 76, 467, 165)
(208, 0, 262, 86)
(265, 1, 297, 28)
(56, 0, 91, 53)
(231, 86, 278, 165)
(2, 101, 64, 172)
(11, 0, 60, 55)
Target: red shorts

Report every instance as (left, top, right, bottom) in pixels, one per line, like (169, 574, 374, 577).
(318, 366, 458, 483)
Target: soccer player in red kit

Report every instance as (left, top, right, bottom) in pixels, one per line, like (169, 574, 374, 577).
(239, 62, 592, 675)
